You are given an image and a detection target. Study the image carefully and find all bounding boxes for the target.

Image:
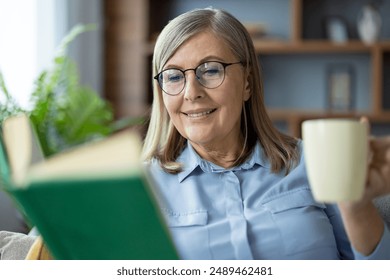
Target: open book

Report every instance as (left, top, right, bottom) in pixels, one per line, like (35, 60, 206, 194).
(0, 114, 178, 260)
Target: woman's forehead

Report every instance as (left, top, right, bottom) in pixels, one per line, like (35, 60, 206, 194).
(165, 32, 235, 67)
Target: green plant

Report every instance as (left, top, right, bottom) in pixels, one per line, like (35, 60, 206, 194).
(0, 24, 114, 156)
(0, 72, 24, 121)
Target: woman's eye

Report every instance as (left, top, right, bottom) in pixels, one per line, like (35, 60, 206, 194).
(202, 68, 220, 76)
(167, 74, 183, 83)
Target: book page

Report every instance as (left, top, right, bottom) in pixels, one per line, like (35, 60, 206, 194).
(27, 130, 142, 183)
(2, 114, 44, 185)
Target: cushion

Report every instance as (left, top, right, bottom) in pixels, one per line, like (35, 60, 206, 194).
(0, 231, 37, 260)
(374, 194, 390, 227)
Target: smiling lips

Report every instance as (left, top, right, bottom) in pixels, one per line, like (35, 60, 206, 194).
(183, 108, 217, 118)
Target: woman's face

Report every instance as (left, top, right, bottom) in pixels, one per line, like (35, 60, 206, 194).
(161, 32, 250, 151)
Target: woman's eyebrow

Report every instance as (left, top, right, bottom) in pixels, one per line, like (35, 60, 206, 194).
(163, 55, 227, 70)
(199, 55, 225, 62)
(162, 64, 181, 70)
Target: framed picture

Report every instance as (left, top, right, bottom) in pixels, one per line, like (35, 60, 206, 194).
(327, 64, 354, 112)
(323, 16, 349, 43)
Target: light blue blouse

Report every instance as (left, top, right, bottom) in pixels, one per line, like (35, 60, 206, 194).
(146, 141, 390, 259)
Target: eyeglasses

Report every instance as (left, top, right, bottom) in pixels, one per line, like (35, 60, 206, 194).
(154, 61, 242, 96)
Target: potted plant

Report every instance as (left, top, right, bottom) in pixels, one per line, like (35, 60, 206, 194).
(0, 24, 114, 157)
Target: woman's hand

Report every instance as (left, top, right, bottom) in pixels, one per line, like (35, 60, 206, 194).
(337, 117, 390, 256)
(367, 135, 390, 199)
(340, 117, 390, 207)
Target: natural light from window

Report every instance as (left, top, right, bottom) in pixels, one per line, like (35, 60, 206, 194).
(0, 0, 58, 109)
(0, 0, 38, 108)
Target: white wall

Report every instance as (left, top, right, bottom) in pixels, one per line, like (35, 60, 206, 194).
(0, 0, 39, 108)
(0, 0, 103, 110)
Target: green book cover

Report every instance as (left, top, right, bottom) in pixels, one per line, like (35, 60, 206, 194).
(0, 130, 10, 188)
(0, 114, 178, 260)
(7, 176, 178, 260)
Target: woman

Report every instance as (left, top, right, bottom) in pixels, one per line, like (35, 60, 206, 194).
(142, 8, 390, 259)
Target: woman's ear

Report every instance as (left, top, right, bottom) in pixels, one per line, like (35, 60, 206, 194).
(243, 72, 251, 101)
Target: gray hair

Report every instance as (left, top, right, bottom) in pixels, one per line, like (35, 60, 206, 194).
(153, 8, 252, 76)
(143, 8, 299, 174)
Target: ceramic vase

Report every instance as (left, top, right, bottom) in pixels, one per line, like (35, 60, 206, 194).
(357, 4, 382, 44)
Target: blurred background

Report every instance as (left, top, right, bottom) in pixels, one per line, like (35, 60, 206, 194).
(1, 0, 390, 232)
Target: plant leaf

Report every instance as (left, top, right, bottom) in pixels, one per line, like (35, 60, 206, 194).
(54, 24, 96, 60)
(0, 71, 24, 123)
(55, 86, 113, 150)
(28, 24, 113, 156)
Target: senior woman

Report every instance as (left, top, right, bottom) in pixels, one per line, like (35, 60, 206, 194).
(142, 8, 390, 259)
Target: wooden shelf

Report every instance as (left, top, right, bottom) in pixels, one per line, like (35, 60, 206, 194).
(381, 42, 390, 51)
(104, 0, 390, 138)
(147, 39, 390, 56)
(268, 109, 390, 120)
(268, 109, 390, 137)
(253, 40, 390, 54)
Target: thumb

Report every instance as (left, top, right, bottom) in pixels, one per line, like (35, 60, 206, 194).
(359, 116, 370, 137)
(360, 116, 373, 170)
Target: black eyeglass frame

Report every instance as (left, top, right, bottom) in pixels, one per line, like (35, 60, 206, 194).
(153, 61, 243, 96)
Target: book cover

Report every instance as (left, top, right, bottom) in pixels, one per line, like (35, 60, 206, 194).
(0, 114, 178, 260)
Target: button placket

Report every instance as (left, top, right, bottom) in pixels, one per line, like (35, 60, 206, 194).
(223, 171, 253, 259)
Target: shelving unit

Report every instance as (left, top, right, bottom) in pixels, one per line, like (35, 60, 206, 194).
(104, 0, 390, 137)
(257, 0, 390, 136)
(255, 37, 390, 135)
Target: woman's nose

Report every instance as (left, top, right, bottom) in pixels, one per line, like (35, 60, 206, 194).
(183, 71, 204, 101)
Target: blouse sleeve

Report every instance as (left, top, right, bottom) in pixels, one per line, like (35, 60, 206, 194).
(352, 223, 390, 260)
(324, 203, 354, 259)
(325, 203, 390, 260)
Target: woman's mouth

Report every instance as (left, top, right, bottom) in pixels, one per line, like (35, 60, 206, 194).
(184, 109, 217, 118)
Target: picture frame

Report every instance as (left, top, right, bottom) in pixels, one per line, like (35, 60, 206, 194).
(323, 16, 349, 43)
(326, 64, 355, 112)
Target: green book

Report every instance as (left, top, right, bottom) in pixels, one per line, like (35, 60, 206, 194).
(0, 114, 178, 260)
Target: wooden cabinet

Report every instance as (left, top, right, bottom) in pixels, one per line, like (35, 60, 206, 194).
(104, 0, 390, 137)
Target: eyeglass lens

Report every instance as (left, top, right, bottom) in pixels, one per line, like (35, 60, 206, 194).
(157, 61, 227, 95)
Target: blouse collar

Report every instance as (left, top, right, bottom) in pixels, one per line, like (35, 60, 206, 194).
(177, 141, 271, 183)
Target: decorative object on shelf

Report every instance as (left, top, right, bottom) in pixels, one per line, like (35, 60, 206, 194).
(357, 2, 382, 45)
(323, 16, 349, 43)
(326, 64, 355, 112)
